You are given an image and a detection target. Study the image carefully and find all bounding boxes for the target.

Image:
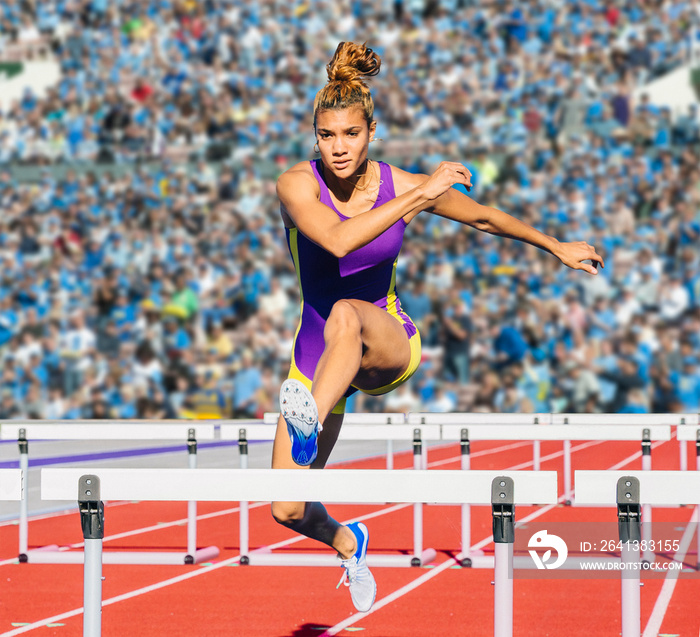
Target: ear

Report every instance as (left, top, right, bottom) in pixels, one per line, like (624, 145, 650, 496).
(369, 119, 377, 141)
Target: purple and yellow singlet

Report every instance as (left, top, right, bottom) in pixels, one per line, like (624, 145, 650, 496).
(284, 159, 422, 414)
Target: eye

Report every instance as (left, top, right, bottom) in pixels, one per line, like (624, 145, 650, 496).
(319, 133, 331, 139)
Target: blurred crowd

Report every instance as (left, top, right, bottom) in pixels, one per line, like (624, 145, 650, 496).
(1, 0, 699, 163)
(0, 0, 700, 419)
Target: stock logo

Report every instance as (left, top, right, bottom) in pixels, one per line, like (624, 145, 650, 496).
(528, 530, 568, 570)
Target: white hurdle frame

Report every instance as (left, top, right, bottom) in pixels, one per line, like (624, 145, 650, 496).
(0, 421, 220, 565)
(575, 470, 700, 637)
(676, 415, 700, 472)
(222, 419, 442, 567)
(552, 415, 672, 562)
(41, 467, 559, 637)
(416, 415, 551, 568)
(676, 425, 700, 567)
(408, 413, 551, 471)
(407, 413, 671, 566)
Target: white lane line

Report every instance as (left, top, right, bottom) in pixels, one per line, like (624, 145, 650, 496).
(642, 506, 699, 637)
(0, 501, 134, 528)
(65, 502, 270, 550)
(426, 441, 532, 468)
(506, 440, 604, 470)
(320, 439, 674, 636)
(607, 439, 665, 471)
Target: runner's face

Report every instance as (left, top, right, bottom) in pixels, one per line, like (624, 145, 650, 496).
(315, 107, 376, 179)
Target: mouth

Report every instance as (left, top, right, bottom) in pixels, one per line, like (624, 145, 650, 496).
(332, 159, 351, 170)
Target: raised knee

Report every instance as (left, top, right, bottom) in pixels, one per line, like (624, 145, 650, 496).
(326, 300, 361, 337)
(271, 501, 304, 526)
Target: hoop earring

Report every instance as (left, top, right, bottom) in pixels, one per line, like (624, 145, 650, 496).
(313, 142, 320, 154)
(370, 137, 384, 143)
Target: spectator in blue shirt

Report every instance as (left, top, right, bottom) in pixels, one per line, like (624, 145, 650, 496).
(232, 349, 262, 418)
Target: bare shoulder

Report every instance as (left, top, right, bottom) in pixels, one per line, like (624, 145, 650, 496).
(386, 163, 427, 197)
(277, 161, 320, 208)
(278, 161, 315, 185)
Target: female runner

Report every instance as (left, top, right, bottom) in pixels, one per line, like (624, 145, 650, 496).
(272, 42, 603, 612)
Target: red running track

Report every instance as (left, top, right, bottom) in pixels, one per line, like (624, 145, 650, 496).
(1, 437, 699, 636)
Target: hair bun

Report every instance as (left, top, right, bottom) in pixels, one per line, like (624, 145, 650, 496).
(326, 42, 381, 84)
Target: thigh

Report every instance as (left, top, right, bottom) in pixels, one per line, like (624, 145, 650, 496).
(271, 411, 344, 470)
(342, 299, 412, 392)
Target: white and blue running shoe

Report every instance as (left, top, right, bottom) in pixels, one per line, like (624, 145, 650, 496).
(337, 522, 376, 612)
(280, 379, 321, 466)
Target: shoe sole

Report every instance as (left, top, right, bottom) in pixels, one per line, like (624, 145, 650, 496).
(280, 379, 319, 466)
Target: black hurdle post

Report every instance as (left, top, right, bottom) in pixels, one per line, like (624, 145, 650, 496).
(411, 428, 423, 566)
(239, 428, 250, 564)
(618, 476, 641, 637)
(460, 428, 472, 567)
(185, 428, 197, 564)
(79, 474, 104, 637)
(492, 476, 515, 637)
(18, 428, 28, 562)
(640, 428, 654, 563)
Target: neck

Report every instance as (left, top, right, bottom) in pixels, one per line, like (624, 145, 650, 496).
(322, 158, 373, 202)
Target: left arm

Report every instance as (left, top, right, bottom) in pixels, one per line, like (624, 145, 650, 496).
(391, 165, 605, 275)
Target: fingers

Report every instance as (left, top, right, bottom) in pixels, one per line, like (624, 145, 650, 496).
(581, 246, 604, 275)
(561, 242, 605, 275)
(440, 161, 473, 191)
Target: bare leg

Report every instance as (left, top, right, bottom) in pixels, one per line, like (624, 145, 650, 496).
(273, 299, 413, 557)
(311, 299, 412, 422)
(271, 412, 357, 558)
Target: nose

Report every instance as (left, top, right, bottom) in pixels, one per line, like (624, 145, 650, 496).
(332, 137, 347, 156)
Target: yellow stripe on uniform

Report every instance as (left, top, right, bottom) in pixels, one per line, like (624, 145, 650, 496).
(288, 228, 304, 372)
(385, 257, 405, 325)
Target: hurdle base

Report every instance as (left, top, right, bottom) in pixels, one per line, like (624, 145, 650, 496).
(24, 546, 219, 565)
(19, 544, 60, 563)
(242, 548, 437, 568)
(458, 549, 485, 567)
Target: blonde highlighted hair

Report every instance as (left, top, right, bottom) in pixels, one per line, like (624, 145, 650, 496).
(313, 42, 381, 126)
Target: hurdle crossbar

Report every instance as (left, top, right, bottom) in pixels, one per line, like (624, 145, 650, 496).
(0, 469, 23, 500)
(575, 470, 700, 506)
(226, 422, 442, 567)
(8, 422, 219, 565)
(409, 412, 551, 469)
(42, 468, 558, 637)
(42, 468, 558, 504)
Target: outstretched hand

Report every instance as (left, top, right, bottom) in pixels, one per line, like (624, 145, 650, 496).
(421, 161, 473, 200)
(555, 241, 605, 275)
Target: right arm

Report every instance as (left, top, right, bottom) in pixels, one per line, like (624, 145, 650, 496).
(277, 162, 470, 258)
